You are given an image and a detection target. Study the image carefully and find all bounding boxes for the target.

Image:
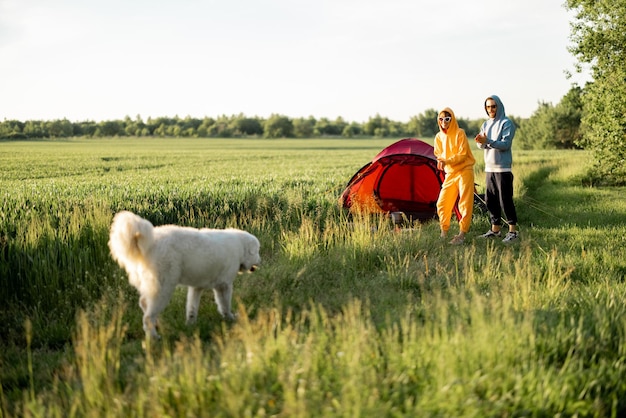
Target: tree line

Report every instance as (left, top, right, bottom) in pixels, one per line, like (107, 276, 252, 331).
(0, 112, 490, 141)
(0, 92, 583, 149)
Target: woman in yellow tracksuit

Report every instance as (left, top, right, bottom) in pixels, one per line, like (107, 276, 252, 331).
(434, 107, 475, 245)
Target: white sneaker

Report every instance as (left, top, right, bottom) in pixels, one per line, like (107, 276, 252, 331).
(502, 232, 519, 243)
(479, 230, 501, 238)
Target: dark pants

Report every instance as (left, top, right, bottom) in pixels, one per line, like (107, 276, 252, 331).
(485, 172, 517, 227)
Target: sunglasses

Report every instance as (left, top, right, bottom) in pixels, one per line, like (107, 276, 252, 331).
(438, 116, 452, 123)
(485, 105, 497, 109)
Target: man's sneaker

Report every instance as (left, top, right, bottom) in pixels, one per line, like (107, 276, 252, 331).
(479, 230, 501, 238)
(502, 232, 519, 243)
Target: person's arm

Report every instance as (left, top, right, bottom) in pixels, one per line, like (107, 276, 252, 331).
(433, 134, 446, 171)
(485, 119, 514, 151)
(433, 134, 443, 159)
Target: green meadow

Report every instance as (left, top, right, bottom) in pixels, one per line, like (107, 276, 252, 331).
(1, 137, 626, 417)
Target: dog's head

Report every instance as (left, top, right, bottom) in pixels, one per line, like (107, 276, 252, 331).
(240, 232, 261, 272)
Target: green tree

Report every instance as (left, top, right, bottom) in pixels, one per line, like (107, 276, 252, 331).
(124, 115, 145, 136)
(264, 114, 294, 138)
(553, 86, 583, 149)
(0, 120, 26, 138)
(23, 121, 47, 138)
(342, 122, 362, 138)
(181, 116, 202, 133)
(363, 114, 397, 137)
(313, 117, 332, 136)
(407, 109, 438, 138)
(46, 119, 73, 138)
(516, 102, 555, 150)
(197, 117, 215, 138)
(98, 120, 124, 137)
(208, 115, 234, 138)
(293, 116, 316, 138)
(71, 120, 97, 137)
(153, 123, 167, 137)
(566, 0, 626, 184)
(314, 117, 348, 136)
(465, 119, 484, 137)
(313, 117, 348, 137)
(457, 117, 483, 138)
(170, 124, 182, 137)
(230, 114, 263, 136)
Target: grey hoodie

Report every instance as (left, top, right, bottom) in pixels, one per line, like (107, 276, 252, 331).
(477, 95, 515, 172)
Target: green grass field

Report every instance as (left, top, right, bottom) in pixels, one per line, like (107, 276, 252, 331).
(1, 137, 626, 416)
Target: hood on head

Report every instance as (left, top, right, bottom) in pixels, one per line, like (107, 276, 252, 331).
(438, 106, 460, 133)
(485, 95, 505, 119)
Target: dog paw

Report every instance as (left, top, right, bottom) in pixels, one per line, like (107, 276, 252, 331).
(142, 333, 161, 349)
(224, 312, 237, 321)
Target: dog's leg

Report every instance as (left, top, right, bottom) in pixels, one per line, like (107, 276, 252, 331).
(143, 314, 159, 339)
(139, 296, 148, 313)
(138, 295, 158, 336)
(142, 282, 177, 339)
(186, 286, 204, 325)
(212, 282, 235, 320)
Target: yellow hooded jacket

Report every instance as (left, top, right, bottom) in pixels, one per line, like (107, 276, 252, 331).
(433, 107, 475, 174)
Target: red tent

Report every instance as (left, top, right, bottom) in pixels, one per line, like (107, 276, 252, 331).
(339, 138, 460, 222)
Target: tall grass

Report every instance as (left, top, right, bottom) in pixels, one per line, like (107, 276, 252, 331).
(13, 265, 626, 416)
(1, 138, 626, 416)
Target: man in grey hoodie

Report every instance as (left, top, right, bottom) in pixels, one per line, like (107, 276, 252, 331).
(474, 95, 519, 243)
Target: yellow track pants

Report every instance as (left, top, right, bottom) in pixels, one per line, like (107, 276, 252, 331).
(436, 167, 474, 233)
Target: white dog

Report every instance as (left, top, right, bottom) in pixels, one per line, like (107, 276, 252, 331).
(108, 211, 261, 338)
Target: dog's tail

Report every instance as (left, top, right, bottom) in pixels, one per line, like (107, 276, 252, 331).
(108, 211, 155, 270)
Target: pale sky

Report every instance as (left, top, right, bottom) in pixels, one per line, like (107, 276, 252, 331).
(0, 0, 588, 123)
